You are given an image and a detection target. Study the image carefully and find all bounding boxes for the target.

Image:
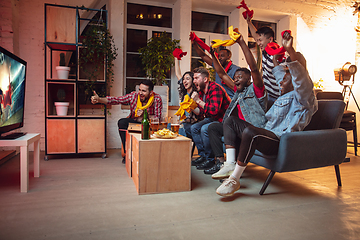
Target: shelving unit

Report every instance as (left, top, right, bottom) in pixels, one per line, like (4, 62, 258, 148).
(44, 4, 107, 159)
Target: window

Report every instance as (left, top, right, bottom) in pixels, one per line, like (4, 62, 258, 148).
(190, 12, 228, 74)
(191, 11, 228, 34)
(125, 3, 173, 99)
(127, 3, 172, 28)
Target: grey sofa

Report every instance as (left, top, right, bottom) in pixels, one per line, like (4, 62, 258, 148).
(250, 100, 347, 195)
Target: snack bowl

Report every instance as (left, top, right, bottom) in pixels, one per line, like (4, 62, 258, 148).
(153, 128, 178, 139)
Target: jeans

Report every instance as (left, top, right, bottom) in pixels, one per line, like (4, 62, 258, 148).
(190, 118, 215, 159)
(208, 122, 224, 158)
(182, 122, 192, 138)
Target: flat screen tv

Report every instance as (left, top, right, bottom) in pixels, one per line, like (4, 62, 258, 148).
(0, 46, 26, 139)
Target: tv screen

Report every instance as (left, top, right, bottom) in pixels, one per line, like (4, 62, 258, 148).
(0, 46, 26, 138)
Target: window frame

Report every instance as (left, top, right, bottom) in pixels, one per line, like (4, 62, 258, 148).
(125, 1, 174, 102)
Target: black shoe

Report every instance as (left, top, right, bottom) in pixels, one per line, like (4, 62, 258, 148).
(204, 160, 222, 174)
(191, 156, 206, 166)
(196, 158, 215, 170)
(122, 157, 125, 164)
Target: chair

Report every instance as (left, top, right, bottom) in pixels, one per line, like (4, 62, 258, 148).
(250, 100, 347, 195)
(316, 91, 357, 156)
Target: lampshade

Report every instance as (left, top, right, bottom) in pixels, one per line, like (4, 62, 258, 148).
(334, 62, 357, 83)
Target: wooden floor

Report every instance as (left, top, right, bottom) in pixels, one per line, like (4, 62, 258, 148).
(0, 147, 359, 240)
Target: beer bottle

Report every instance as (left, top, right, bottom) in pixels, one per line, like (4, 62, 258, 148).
(141, 109, 150, 140)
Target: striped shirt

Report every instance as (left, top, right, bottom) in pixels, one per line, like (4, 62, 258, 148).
(107, 91, 162, 119)
(262, 51, 285, 99)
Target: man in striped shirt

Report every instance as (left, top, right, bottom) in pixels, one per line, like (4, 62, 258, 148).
(247, 17, 285, 103)
(91, 80, 162, 163)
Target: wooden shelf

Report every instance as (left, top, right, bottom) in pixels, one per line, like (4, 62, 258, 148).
(45, 4, 107, 157)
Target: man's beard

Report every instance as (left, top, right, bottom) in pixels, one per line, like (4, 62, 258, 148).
(198, 81, 206, 92)
(140, 95, 149, 103)
(221, 60, 229, 68)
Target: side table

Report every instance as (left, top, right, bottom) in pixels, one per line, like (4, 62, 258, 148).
(0, 133, 41, 192)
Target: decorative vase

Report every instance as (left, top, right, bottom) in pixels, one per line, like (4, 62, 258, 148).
(55, 102, 69, 116)
(56, 66, 70, 79)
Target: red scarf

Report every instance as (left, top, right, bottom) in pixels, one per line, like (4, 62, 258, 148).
(189, 32, 218, 58)
(237, 0, 254, 20)
(264, 30, 291, 63)
(173, 48, 187, 60)
(222, 60, 232, 85)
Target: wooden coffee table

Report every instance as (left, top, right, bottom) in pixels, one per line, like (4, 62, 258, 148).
(126, 132, 192, 194)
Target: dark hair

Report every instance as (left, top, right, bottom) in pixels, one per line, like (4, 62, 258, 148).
(140, 79, 154, 91)
(236, 67, 251, 76)
(219, 48, 232, 59)
(256, 26, 274, 40)
(193, 67, 210, 79)
(178, 71, 195, 101)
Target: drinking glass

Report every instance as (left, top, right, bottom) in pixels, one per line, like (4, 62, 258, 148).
(159, 116, 168, 130)
(170, 116, 180, 134)
(149, 116, 159, 135)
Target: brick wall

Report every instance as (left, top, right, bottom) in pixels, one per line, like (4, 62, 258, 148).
(0, 0, 13, 52)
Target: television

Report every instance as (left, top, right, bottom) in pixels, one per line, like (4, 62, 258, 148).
(0, 46, 27, 139)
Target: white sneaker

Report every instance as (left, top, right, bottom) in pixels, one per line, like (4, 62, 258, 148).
(211, 162, 235, 180)
(216, 176, 240, 197)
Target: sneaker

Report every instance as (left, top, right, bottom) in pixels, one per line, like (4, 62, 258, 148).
(211, 162, 235, 180)
(216, 176, 240, 197)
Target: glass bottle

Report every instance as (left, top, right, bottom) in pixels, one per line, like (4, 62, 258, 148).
(141, 109, 150, 140)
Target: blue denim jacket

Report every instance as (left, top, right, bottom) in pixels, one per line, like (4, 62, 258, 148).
(213, 63, 240, 99)
(265, 61, 318, 137)
(224, 84, 268, 128)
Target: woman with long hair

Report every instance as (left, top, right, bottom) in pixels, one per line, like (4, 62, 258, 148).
(174, 58, 201, 137)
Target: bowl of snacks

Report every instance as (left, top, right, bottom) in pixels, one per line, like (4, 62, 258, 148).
(153, 128, 178, 139)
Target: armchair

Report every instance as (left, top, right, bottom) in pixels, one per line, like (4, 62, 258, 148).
(250, 100, 347, 195)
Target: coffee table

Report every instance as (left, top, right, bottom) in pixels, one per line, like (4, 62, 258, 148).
(126, 132, 191, 194)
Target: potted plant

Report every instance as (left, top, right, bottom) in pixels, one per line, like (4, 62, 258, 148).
(54, 88, 69, 116)
(313, 78, 324, 96)
(138, 32, 180, 85)
(56, 52, 70, 79)
(79, 23, 118, 102)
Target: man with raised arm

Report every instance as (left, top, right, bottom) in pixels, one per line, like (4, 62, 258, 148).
(205, 34, 268, 176)
(216, 31, 317, 197)
(191, 35, 240, 99)
(91, 80, 162, 163)
(246, 16, 286, 102)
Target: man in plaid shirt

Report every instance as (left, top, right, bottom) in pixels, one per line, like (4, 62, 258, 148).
(190, 67, 231, 170)
(91, 80, 162, 163)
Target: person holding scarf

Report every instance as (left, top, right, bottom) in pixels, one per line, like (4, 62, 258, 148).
(91, 80, 162, 163)
(246, 15, 286, 103)
(173, 48, 203, 137)
(190, 33, 240, 99)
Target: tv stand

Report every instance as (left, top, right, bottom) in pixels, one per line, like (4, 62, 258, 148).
(0, 132, 27, 140)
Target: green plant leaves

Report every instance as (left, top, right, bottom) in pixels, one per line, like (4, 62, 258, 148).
(138, 31, 180, 85)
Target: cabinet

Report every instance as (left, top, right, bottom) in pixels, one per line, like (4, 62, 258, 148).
(44, 4, 107, 159)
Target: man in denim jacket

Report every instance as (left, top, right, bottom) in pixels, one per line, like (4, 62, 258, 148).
(216, 31, 318, 197)
(201, 35, 267, 177)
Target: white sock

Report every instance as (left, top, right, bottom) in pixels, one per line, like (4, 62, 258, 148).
(225, 148, 236, 165)
(231, 164, 246, 181)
